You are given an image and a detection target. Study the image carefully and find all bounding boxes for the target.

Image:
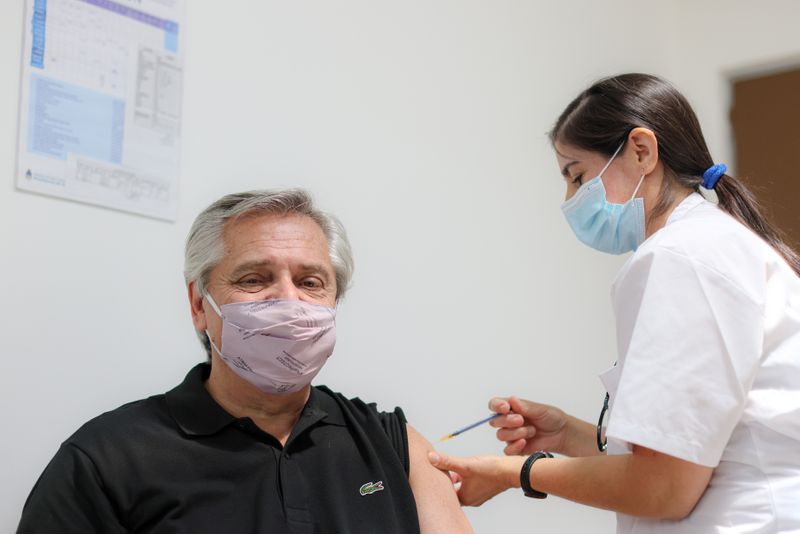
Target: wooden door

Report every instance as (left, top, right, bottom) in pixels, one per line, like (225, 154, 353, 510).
(730, 68, 800, 251)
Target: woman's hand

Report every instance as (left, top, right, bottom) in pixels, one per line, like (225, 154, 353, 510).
(489, 396, 571, 455)
(489, 396, 601, 457)
(427, 451, 525, 506)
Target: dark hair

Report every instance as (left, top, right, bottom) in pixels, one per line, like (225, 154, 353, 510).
(550, 73, 800, 276)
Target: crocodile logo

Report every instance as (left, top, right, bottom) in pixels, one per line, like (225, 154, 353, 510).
(359, 481, 385, 496)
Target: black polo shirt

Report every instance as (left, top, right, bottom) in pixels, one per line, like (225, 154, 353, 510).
(18, 364, 420, 534)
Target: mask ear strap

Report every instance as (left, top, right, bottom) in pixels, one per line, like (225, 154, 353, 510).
(205, 330, 224, 358)
(205, 293, 223, 318)
(203, 294, 225, 357)
(598, 140, 626, 178)
(630, 171, 646, 201)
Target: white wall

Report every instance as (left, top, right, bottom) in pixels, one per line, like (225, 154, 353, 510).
(666, 0, 800, 178)
(2, 1, 799, 532)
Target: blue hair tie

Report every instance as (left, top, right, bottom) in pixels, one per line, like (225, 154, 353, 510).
(702, 163, 727, 189)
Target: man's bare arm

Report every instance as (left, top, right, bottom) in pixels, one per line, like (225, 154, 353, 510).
(407, 424, 474, 534)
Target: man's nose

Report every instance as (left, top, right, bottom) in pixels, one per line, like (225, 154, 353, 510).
(270, 276, 301, 301)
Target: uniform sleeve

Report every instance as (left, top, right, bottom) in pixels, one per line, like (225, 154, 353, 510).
(17, 442, 126, 534)
(607, 246, 764, 467)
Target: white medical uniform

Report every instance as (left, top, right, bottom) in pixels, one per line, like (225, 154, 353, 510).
(601, 193, 800, 533)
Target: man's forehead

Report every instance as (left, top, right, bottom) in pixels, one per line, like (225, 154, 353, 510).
(224, 212, 324, 240)
(220, 212, 331, 261)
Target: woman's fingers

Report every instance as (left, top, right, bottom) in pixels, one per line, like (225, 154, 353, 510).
(428, 451, 466, 474)
(489, 396, 546, 429)
(490, 396, 540, 451)
(497, 424, 537, 443)
(429, 453, 521, 506)
(503, 438, 527, 456)
(432, 455, 465, 492)
(488, 397, 523, 429)
(508, 396, 543, 419)
(489, 412, 524, 429)
(488, 396, 568, 454)
(488, 397, 511, 414)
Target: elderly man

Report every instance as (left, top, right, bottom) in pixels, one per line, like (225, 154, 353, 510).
(18, 189, 472, 533)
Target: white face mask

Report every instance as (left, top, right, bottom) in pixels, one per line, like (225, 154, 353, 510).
(204, 295, 336, 395)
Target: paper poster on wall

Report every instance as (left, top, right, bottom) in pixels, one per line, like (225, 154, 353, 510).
(16, 0, 186, 221)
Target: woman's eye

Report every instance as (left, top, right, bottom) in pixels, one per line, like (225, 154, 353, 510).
(571, 174, 584, 186)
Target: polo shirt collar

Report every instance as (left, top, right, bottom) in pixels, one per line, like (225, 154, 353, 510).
(301, 385, 347, 427)
(165, 363, 346, 437)
(165, 363, 234, 436)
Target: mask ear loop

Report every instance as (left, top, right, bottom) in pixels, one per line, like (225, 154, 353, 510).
(203, 293, 225, 357)
(629, 171, 646, 202)
(205, 332, 225, 358)
(205, 293, 223, 318)
(598, 140, 626, 179)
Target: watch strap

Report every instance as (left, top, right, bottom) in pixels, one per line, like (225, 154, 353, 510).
(520, 451, 553, 499)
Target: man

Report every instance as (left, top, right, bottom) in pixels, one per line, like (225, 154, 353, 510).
(18, 189, 472, 533)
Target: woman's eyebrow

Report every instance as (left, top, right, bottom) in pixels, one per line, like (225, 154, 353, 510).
(561, 160, 579, 177)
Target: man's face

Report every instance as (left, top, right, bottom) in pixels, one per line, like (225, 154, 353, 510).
(189, 212, 337, 348)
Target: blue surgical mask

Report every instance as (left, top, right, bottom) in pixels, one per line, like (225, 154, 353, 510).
(560, 142, 646, 255)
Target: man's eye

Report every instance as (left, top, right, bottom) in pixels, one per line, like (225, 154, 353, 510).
(236, 277, 266, 289)
(300, 278, 322, 289)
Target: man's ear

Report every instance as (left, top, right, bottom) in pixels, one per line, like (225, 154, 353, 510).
(627, 127, 659, 175)
(188, 281, 207, 332)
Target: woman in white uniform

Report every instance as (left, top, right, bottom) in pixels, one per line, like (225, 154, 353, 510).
(429, 73, 800, 532)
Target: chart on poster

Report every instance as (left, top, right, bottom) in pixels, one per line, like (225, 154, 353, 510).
(17, 0, 186, 220)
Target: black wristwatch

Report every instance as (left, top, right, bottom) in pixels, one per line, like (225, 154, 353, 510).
(520, 451, 553, 499)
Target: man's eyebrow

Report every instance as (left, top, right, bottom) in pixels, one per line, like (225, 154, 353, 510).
(298, 263, 332, 281)
(229, 260, 274, 277)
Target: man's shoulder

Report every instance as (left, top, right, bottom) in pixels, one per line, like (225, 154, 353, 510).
(312, 385, 407, 425)
(68, 363, 216, 453)
(66, 393, 171, 453)
(312, 385, 411, 473)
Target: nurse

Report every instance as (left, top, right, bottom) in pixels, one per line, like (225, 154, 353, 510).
(429, 73, 800, 531)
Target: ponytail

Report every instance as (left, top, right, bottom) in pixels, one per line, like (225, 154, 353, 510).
(713, 175, 800, 277)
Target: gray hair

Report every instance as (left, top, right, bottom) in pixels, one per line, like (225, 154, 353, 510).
(184, 188, 354, 357)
